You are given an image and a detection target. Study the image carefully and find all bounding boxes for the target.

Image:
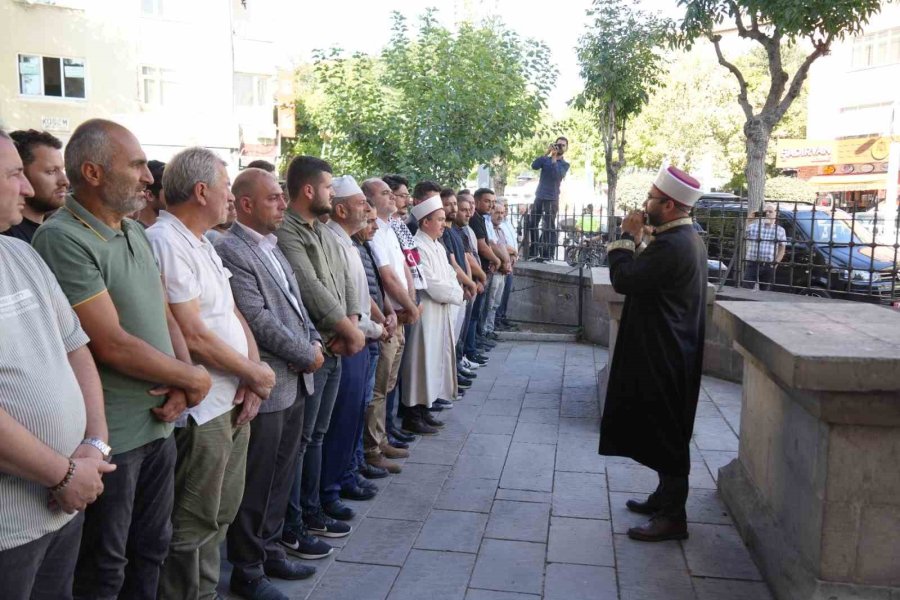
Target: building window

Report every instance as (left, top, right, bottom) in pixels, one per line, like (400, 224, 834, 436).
(851, 27, 900, 69)
(234, 73, 272, 108)
(139, 66, 181, 106)
(18, 54, 86, 99)
(141, 0, 163, 16)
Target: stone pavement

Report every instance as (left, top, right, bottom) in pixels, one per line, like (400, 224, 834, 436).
(218, 340, 774, 600)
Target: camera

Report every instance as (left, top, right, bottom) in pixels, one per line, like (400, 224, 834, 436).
(552, 143, 561, 152)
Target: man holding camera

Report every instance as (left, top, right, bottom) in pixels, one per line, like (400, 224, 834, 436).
(530, 137, 570, 260)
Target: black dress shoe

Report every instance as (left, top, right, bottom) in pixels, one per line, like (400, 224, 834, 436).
(323, 499, 355, 521)
(626, 515, 688, 542)
(354, 471, 379, 490)
(263, 558, 317, 581)
(340, 484, 377, 501)
(485, 331, 500, 340)
(358, 461, 389, 479)
(402, 413, 439, 435)
(421, 407, 444, 427)
(457, 375, 473, 386)
(230, 574, 292, 599)
(389, 438, 410, 450)
(626, 498, 661, 515)
(390, 428, 417, 443)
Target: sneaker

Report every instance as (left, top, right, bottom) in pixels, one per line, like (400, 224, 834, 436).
(465, 353, 488, 365)
(303, 509, 352, 538)
(279, 528, 334, 559)
(230, 574, 292, 600)
(434, 398, 454, 409)
(323, 499, 355, 521)
(461, 357, 479, 370)
(458, 366, 477, 379)
(457, 378, 472, 390)
(485, 331, 500, 340)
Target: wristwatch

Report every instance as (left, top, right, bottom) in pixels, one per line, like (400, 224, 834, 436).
(81, 437, 112, 461)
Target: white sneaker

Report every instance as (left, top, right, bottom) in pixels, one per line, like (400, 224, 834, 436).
(462, 357, 479, 370)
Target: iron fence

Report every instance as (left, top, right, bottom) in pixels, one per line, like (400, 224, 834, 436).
(504, 197, 900, 307)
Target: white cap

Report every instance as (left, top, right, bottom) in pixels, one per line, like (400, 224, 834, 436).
(332, 175, 363, 198)
(411, 196, 443, 221)
(653, 165, 703, 207)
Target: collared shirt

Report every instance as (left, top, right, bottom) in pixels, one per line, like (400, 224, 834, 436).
(235, 222, 303, 316)
(532, 155, 570, 202)
(493, 221, 508, 247)
(275, 208, 361, 350)
(442, 227, 466, 268)
(32, 196, 175, 454)
(500, 219, 517, 250)
(147, 211, 248, 426)
(744, 221, 787, 263)
(370, 217, 410, 307)
(324, 220, 383, 340)
(484, 214, 497, 243)
(1, 216, 40, 243)
(0, 236, 88, 550)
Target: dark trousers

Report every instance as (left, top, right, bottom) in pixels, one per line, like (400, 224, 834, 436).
(74, 435, 175, 600)
(531, 198, 559, 259)
(496, 273, 514, 323)
(465, 288, 488, 356)
(0, 512, 84, 600)
(650, 472, 689, 520)
(320, 348, 370, 504)
(456, 298, 474, 362)
(742, 261, 775, 291)
(228, 395, 306, 581)
(286, 355, 342, 533)
(352, 343, 381, 475)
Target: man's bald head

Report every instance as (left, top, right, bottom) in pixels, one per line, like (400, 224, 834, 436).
(65, 119, 135, 190)
(362, 177, 394, 218)
(232, 167, 276, 201)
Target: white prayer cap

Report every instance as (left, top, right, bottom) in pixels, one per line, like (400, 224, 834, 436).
(332, 175, 363, 198)
(411, 196, 443, 221)
(653, 165, 703, 207)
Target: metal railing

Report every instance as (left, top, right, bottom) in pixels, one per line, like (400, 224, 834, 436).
(504, 199, 900, 307)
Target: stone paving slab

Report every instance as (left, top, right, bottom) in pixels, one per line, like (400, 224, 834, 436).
(217, 340, 770, 599)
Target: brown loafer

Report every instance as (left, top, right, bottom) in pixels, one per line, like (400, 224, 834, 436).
(366, 455, 402, 474)
(380, 443, 410, 459)
(627, 516, 688, 542)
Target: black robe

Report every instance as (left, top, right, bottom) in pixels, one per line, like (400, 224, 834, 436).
(598, 221, 707, 477)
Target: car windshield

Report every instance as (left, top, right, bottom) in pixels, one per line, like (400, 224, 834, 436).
(794, 212, 875, 245)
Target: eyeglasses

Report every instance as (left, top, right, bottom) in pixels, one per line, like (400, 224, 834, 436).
(646, 193, 669, 203)
(392, 192, 411, 199)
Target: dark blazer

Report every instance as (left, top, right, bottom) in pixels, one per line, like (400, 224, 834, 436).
(215, 223, 321, 412)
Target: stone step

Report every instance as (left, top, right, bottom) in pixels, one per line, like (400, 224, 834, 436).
(496, 330, 578, 343)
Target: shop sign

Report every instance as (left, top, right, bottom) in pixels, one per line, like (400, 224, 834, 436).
(777, 136, 896, 169)
(41, 116, 70, 132)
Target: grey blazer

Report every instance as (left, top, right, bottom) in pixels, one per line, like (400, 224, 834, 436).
(215, 223, 321, 413)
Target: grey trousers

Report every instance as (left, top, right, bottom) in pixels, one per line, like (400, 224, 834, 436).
(0, 512, 84, 600)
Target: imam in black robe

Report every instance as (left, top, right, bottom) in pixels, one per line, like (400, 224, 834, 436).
(599, 218, 707, 477)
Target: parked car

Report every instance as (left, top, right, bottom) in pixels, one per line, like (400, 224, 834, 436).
(693, 196, 900, 304)
(854, 203, 900, 246)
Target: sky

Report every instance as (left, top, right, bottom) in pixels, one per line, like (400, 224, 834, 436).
(274, 0, 686, 115)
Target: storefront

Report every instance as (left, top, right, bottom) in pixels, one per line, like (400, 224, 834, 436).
(776, 136, 899, 211)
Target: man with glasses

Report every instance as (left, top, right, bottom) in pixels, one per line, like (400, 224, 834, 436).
(742, 202, 786, 291)
(599, 165, 708, 543)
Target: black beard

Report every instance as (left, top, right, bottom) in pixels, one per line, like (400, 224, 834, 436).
(26, 195, 61, 214)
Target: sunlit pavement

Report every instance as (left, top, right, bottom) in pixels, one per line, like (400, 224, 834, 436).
(218, 340, 771, 600)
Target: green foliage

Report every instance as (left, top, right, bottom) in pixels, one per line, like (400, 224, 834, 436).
(575, 0, 670, 216)
(765, 176, 816, 203)
(627, 44, 808, 187)
(309, 10, 557, 185)
(673, 0, 884, 212)
(614, 171, 657, 211)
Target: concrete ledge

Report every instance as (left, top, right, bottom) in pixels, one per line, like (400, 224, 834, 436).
(496, 331, 578, 343)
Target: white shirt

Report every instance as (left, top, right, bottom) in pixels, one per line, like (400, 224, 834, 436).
(500, 220, 516, 250)
(484, 214, 498, 243)
(147, 211, 249, 425)
(324, 220, 383, 340)
(235, 222, 303, 316)
(370, 217, 409, 307)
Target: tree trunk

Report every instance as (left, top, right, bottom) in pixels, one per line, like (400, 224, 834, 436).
(744, 117, 772, 215)
(603, 102, 620, 240)
(607, 164, 618, 240)
(492, 160, 508, 197)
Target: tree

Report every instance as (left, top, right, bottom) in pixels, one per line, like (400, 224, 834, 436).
(626, 44, 808, 190)
(674, 0, 884, 213)
(576, 0, 670, 237)
(764, 175, 816, 203)
(311, 10, 557, 186)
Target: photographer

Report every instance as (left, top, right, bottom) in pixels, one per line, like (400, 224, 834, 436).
(529, 137, 570, 260)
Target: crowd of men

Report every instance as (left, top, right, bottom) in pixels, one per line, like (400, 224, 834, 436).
(0, 119, 521, 600)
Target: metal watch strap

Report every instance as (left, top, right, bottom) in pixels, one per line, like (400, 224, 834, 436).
(81, 437, 112, 459)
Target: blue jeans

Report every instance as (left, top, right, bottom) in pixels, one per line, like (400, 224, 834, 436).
(348, 342, 380, 485)
(465, 287, 488, 356)
(285, 355, 341, 532)
(497, 273, 513, 323)
(320, 348, 369, 504)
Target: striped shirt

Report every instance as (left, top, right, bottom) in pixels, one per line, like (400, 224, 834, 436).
(0, 236, 88, 550)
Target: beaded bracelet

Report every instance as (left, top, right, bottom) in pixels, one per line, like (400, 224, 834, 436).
(50, 459, 76, 493)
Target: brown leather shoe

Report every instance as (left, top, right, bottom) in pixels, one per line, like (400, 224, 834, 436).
(366, 454, 402, 474)
(380, 443, 410, 459)
(626, 497, 661, 515)
(402, 413, 439, 435)
(626, 516, 688, 542)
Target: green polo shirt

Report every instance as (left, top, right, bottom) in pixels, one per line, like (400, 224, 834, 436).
(31, 197, 175, 454)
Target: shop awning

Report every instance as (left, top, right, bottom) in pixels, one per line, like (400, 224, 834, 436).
(807, 174, 889, 192)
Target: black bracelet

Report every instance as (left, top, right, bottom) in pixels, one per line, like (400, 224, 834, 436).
(50, 458, 76, 493)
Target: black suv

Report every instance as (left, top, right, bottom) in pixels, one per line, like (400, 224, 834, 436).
(693, 195, 900, 305)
